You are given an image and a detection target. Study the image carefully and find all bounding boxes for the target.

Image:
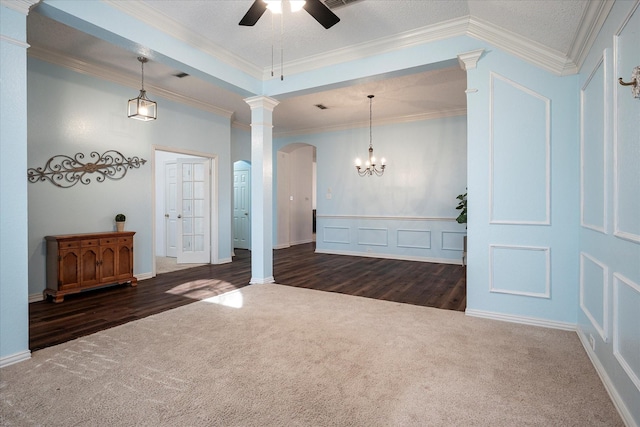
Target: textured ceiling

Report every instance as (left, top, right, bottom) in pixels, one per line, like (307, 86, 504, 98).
(26, 0, 601, 134)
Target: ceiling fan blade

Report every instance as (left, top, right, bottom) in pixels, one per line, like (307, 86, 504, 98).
(239, 0, 268, 26)
(303, 0, 340, 29)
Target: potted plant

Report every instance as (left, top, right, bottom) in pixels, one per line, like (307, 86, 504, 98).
(115, 213, 126, 232)
(455, 192, 467, 225)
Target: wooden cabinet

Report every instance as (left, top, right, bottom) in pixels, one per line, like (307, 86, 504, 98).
(45, 232, 137, 303)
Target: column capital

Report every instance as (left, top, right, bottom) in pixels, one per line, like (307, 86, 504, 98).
(457, 49, 485, 71)
(0, 0, 40, 15)
(244, 95, 280, 112)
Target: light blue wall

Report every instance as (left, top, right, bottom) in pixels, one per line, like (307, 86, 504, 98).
(275, 115, 468, 263)
(465, 47, 580, 324)
(0, 5, 30, 364)
(576, 1, 640, 424)
(27, 58, 233, 296)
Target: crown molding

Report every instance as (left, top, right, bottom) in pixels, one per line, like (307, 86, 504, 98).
(28, 45, 234, 119)
(273, 107, 466, 138)
(0, 0, 39, 15)
(263, 16, 469, 79)
(467, 16, 577, 76)
(102, 0, 263, 80)
(568, 0, 615, 73)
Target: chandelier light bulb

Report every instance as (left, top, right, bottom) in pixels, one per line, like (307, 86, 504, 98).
(355, 158, 362, 167)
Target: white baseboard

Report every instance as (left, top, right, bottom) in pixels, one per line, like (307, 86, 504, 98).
(135, 272, 153, 281)
(0, 350, 31, 368)
(465, 308, 576, 331)
(274, 243, 290, 250)
(216, 257, 232, 264)
(29, 293, 44, 303)
(576, 328, 638, 427)
(249, 276, 275, 285)
(315, 248, 463, 265)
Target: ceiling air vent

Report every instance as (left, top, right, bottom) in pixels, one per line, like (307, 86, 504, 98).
(323, 0, 362, 10)
(315, 104, 328, 110)
(173, 72, 189, 78)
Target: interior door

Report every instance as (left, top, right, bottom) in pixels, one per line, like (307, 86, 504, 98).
(177, 158, 211, 264)
(233, 168, 251, 249)
(164, 161, 178, 257)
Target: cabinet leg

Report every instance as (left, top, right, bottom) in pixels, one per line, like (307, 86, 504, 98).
(129, 278, 138, 287)
(52, 295, 64, 303)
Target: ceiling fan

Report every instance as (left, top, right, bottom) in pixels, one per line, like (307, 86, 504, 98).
(239, 0, 340, 29)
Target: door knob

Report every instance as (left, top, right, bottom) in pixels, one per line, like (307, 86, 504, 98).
(178, 214, 182, 219)
(245, 213, 249, 216)
(165, 214, 169, 218)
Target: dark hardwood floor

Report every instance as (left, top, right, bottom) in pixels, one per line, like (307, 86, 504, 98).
(29, 243, 466, 351)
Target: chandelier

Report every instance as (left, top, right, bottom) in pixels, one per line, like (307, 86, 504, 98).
(127, 57, 157, 121)
(355, 95, 386, 177)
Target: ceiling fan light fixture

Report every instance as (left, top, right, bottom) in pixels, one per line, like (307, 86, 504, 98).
(128, 57, 157, 122)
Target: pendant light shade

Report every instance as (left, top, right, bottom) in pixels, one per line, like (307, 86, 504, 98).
(128, 57, 157, 121)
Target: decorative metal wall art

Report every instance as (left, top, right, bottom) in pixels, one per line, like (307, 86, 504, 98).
(28, 150, 147, 188)
(618, 65, 640, 99)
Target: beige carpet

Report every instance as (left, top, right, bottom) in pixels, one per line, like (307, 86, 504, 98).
(0, 284, 622, 426)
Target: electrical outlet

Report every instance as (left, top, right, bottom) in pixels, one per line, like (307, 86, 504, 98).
(589, 334, 595, 351)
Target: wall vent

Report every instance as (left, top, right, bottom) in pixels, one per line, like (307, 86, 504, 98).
(323, 0, 362, 10)
(174, 72, 189, 78)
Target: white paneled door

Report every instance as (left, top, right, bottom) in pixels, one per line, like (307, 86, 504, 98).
(177, 158, 211, 264)
(164, 161, 178, 257)
(233, 168, 251, 249)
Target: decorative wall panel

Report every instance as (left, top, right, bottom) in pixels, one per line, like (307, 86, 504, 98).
(357, 228, 388, 247)
(580, 54, 608, 233)
(490, 245, 550, 298)
(613, 273, 640, 391)
(397, 229, 431, 249)
(490, 73, 550, 225)
(613, 8, 640, 243)
(442, 231, 465, 251)
(579, 252, 609, 341)
(323, 226, 349, 244)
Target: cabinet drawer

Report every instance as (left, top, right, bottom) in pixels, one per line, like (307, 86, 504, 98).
(100, 238, 118, 245)
(80, 239, 99, 247)
(59, 241, 79, 249)
(118, 237, 132, 244)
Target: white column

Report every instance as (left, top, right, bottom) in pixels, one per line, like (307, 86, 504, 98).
(0, 0, 39, 367)
(244, 96, 279, 284)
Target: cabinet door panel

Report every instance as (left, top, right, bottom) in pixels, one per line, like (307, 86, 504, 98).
(100, 246, 117, 283)
(117, 244, 133, 279)
(58, 249, 80, 289)
(81, 248, 100, 286)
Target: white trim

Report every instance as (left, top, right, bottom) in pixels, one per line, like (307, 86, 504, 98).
(457, 49, 484, 70)
(318, 214, 457, 222)
(579, 52, 608, 235)
(612, 2, 640, 244)
(489, 244, 551, 299)
(315, 248, 462, 265)
(28, 293, 44, 303)
(0, 350, 31, 368)
(249, 276, 275, 285)
(441, 230, 466, 251)
(576, 328, 639, 427)
(397, 229, 431, 250)
(0, 0, 38, 15)
(489, 72, 551, 226)
(274, 243, 291, 250)
(357, 227, 388, 247)
(216, 257, 232, 264)
(579, 252, 609, 342)
(0, 34, 29, 48)
(465, 309, 576, 331)
(613, 273, 640, 392)
(135, 272, 153, 281)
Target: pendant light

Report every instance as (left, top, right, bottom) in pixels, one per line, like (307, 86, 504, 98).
(355, 95, 386, 177)
(128, 57, 157, 121)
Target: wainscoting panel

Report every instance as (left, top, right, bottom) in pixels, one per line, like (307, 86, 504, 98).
(613, 7, 640, 243)
(580, 53, 608, 234)
(397, 229, 431, 249)
(357, 228, 388, 247)
(442, 231, 465, 251)
(316, 215, 465, 264)
(613, 273, 640, 392)
(489, 72, 550, 225)
(323, 226, 350, 244)
(579, 252, 609, 342)
(490, 245, 550, 298)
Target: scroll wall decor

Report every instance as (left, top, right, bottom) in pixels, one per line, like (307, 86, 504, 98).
(27, 150, 147, 188)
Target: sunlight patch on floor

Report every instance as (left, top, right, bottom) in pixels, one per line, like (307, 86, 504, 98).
(202, 289, 244, 308)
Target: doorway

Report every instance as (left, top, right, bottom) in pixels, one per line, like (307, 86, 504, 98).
(154, 148, 217, 275)
(233, 160, 251, 250)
